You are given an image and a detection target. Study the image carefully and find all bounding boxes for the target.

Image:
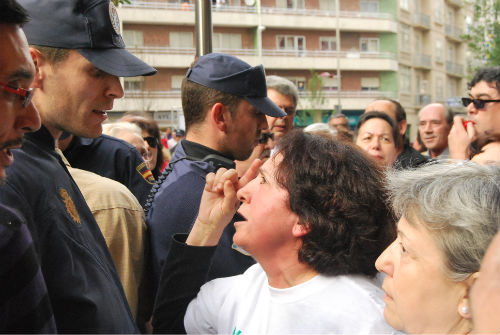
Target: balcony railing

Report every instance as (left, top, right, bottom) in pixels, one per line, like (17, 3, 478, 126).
(446, 61, 464, 76)
(445, 24, 463, 40)
(123, 89, 397, 100)
(121, 1, 395, 20)
(413, 54, 432, 68)
(413, 12, 430, 29)
(127, 46, 397, 60)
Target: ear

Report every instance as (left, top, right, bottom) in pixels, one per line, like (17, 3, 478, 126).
(210, 102, 230, 133)
(30, 47, 46, 89)
(399, 119, 408, 137)
(292, 222, 311, 238)
(457, 272, 479, 319)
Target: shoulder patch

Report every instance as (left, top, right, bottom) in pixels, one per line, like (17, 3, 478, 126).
(59, 188, 81, 224)
(136, 161, 155, 184)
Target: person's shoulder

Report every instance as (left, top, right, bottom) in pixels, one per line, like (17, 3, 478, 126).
(92, 134, 138, 152)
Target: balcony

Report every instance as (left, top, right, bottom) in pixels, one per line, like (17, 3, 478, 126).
(445, 0, 464, 8)
(114, 89, 397, 113)
(118, 1, 397, 32)
(446, 61, 464, 77)
(445, 24, 463, 41)
(126, 46, 398, 71)
(413, 13, 431, 30)
(415, 94, 431, 106)
(413, 54, 432, 69)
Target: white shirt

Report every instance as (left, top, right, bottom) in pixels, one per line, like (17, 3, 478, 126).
(185, 264, 400, 334)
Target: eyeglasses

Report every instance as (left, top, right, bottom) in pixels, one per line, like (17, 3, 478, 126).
(258, 132, 274, 144)
(461, 97, 500, 109)
(143, 136, 158, 148)
(0, 81, 34, 108)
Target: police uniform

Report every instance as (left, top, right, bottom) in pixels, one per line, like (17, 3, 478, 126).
(0, 126, 137, 333)
(0, 204, 56, 333)
(148, 140, 255, 294)
(63, 134, 155, 207)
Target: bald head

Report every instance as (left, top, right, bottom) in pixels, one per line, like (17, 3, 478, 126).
(365, 99, 407, 139)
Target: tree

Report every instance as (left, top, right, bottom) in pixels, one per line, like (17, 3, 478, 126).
(295, 70, 326, 126)
(462, 0, 500, 75)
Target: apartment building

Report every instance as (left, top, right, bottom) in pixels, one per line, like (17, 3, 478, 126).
(114, 0, 467, 137)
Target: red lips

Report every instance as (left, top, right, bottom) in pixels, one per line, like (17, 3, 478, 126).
(462, 120, 475, 128)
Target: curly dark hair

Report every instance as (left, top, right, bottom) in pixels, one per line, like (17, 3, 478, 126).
(469, 66, 500, 95)
(275, 130, 395, 277)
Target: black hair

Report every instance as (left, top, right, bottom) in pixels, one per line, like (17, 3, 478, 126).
(469, 66, 500, 96)
(0, 0, 29, 26)
(356, 111, 401, 149)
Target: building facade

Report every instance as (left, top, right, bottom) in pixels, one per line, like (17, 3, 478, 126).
(114, 0, 467, 137)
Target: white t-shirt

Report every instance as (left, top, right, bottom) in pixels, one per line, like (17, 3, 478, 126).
(185, 264, 399, 334)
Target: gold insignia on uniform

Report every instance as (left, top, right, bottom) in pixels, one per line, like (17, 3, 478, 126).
(108, 2, 121, 35)
(136, 161, 155, 184)
(59, 188, 81, 224)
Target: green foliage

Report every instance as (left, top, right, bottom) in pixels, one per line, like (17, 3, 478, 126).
(462, 0, 500, 75)
(112, 0, 131, 5)
(295, 70, 326, 126)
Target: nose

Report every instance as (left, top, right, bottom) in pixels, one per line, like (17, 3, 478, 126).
(106, 76, 124, 99)
(375, 240, 395, 276)
(467, 101, 477, 116)
(15, 101, 41, 133)
(423, 122, 432, 133)
(258, 113, 269, 131)
(369, 138, 381, 150)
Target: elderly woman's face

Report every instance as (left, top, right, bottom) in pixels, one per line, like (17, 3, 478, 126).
(375, 216, 471, 334)
(356, 118, 398, 167)
(234, 154, 301, 259)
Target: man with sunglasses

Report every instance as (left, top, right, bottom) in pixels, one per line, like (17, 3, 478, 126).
(0, 0, 157, 332)
(0, 0, 57, 332)
(449, 66, 500, 160)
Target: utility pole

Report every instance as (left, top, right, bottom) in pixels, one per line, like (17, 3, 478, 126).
(195, 0, 213, 57)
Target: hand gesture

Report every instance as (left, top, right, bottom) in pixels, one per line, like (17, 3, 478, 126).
(448, 115, 477, 160)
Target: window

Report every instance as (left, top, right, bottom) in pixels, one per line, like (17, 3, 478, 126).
(287, 77, 306, 91)
(277, 35, 306, 54)
(124, 77, 144, 91)
(400, 65, 411, 93)
(322, 77, 338, 91)
(436, 76, 444, 100)
(319, 0, 335, 11)
(400, 0, 409, 11)
(319, 37, 337, 51)
(361, 77, 380, 91)
(414, 31, 422, 54)
(122, 30, 143, 47)
(169, 32, 193, 48)
(400, 23, 411, 48)
(276, 0, 305, 9)
(447, 78, 457, 97)
(434, 1, 443, 24)
(360, 38, 379, 52)
(361, 0, 379, 12)
(213, 33, 242, 49)
(435, 39, 443, 62)
(447, 43, 455, 61)
(171, 75, 184, 91)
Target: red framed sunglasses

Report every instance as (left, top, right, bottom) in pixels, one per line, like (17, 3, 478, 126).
(0, 81, 34, 108)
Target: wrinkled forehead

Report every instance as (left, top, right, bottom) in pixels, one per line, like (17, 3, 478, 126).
(0, 24, 35, 82)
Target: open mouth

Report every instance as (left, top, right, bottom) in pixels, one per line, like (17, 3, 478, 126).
(234, 211, 247, 222)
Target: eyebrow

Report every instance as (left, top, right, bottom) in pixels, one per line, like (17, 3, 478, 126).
(7, 68, 34, 81)
(470, 93, 494, 99)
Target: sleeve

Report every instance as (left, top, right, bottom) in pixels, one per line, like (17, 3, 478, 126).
(152, 234, 216, 334)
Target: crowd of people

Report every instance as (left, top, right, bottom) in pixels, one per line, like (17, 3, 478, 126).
(0, 0, 499, 334)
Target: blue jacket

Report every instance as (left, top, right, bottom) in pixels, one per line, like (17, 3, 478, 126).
(0, 126, 137, 333)
(147, 140, 255, 295)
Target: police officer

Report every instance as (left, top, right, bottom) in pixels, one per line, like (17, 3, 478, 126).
(147, 53, 285, 302)
(0, 0, 156, 332)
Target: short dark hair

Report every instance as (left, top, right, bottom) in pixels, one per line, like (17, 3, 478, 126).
(468, 66, 500, 96)
(356, 111, 401, 149)
(384, 98, 406, 123)
(31, 46, 70, 65)
(0, 0, 29, 26)
(181, 77, 241, 131)
(275, 130, 395, 277)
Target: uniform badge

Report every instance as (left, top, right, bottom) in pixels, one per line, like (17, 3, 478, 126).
(59, 188, 81, 224)
(109, 2, 121, 35)
(136, 161, 155, 184)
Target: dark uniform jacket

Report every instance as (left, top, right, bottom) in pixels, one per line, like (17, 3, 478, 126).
(0, 204, 57, 333)
(63, 134, 155, 207)
(0, 126, 137, 333)
(147, 140, 255, 297)
(394, 142, 430, 169)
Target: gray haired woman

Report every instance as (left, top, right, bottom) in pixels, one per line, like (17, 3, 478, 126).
(376, 161, 500, 334)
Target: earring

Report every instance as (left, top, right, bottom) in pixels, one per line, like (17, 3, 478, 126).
(461, 305, 469, 315)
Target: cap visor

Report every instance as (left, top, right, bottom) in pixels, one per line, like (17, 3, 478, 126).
(246, 96, 286, 118)
(78, 48, 157, 77)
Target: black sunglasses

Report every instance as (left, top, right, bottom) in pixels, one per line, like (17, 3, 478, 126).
(143, 136, 158, 148)
(461, 97, 500, 109)
(258, 132, 274, 144)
